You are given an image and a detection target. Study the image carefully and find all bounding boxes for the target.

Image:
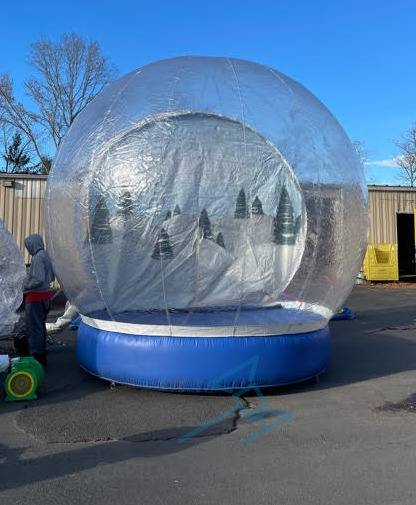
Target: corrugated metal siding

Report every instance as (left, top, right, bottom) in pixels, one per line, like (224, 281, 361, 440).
(368, 187, 416, 243)
(0, 174, 47, 264)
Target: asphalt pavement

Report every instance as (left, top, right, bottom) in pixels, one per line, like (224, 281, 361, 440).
(1, 283, 416, 505)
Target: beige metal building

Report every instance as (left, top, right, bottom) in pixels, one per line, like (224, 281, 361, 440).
(0, 173, 47, 264)
(1, 173, 416, 274)
(367, 185, 416, 274)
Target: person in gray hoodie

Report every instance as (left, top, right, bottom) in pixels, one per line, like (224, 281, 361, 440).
(24, 234, 55, 367)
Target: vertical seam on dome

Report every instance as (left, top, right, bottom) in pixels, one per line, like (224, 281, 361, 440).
(227, 58, 247, 334)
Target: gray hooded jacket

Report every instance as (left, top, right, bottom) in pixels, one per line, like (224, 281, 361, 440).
(24, 234, 55, 292)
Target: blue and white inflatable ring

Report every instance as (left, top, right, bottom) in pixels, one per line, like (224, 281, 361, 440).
(77, 308, 330, 391)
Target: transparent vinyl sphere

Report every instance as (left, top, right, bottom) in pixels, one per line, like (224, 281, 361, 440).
(46, 56, 368, 326)
(0, 218, 25, 336)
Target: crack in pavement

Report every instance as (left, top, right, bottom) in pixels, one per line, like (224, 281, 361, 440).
(367, 325, 416, 334)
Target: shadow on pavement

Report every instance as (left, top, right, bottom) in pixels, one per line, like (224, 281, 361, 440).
(0, 429, 208, 492)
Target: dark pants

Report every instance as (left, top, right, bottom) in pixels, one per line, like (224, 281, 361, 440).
(25, 300, 51, 355)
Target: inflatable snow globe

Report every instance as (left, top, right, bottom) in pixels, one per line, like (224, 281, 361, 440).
(46, 57, 368, 390)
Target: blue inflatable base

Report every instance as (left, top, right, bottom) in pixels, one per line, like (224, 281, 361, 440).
(77, 321, 330, 391)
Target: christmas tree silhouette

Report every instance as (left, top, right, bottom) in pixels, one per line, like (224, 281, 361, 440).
(199, 209, 214, 241)
(252, 196, 264, 215)
(116, 190, 134, 216)
(273, 187, 295, 245)
(234, 188, 249, 219)
(152, 228, 174, 260)
(165, 210, 172, 221)
(216, 232, 225, 249)
(90, 196, 113, 244)
(173, 205, 181, 216)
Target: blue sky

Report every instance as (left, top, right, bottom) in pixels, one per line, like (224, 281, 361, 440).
(1, 0, 415, 185)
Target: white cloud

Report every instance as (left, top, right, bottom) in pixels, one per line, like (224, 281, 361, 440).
(365, 157, 402, 168)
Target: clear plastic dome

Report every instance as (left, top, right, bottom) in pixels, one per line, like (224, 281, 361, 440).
(0, 218, 25, 336)
(46, 56, 368, 331)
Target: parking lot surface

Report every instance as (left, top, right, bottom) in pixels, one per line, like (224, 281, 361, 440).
(1, 283, 416, 505)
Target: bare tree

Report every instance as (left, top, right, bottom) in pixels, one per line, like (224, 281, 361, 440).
(0, 122, 12, 162)
(0, 32, 116, 172)
(352, 140, 369, 166)
(0, 74, 44, 163)
(394, 125, 416, 187)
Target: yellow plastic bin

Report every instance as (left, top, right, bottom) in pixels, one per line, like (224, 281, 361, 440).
(363, 243, 398, 281)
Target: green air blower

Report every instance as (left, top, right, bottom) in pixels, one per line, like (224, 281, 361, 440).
(5, 357, 45, 402)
